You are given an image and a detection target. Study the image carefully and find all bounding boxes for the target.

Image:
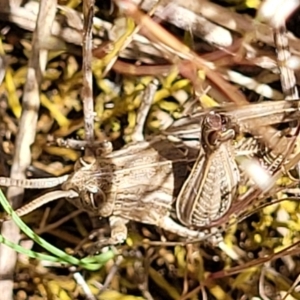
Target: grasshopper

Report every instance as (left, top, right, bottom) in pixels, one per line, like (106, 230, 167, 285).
(163, 99, 300, 231)
(176, 112, 239, 228)
(1, 137, 210, 245)
(1, 100, 300, 251)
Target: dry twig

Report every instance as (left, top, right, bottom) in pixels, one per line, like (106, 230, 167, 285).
(0, 1, 57, 299)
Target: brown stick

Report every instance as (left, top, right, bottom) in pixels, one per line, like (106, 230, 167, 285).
(82, 0, 95, 155)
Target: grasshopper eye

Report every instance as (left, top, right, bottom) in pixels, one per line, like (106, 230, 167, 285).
(90, 190, 114, 217)
(90, 189, 106, 209)
(205, 112, 222, 131)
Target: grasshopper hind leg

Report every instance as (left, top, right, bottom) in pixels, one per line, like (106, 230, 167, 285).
(160, 216, 239, 260)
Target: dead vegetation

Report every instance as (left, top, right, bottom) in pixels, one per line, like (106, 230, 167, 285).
(1, 0, 300, 299)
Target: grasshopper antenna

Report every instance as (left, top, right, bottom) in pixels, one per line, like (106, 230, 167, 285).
(0, 175, 69, 189)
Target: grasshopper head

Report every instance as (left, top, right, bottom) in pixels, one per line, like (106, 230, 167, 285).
(62, 157, 114, 217)
(202, 112, 235, 151)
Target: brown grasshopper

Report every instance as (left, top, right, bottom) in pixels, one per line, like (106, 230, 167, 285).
(176, 112, 239, 228)
(163, 99, 300, 230)
(1, 100, 300, 250)
(0, 136, 209, 244)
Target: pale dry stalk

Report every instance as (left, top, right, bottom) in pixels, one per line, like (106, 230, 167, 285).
(0, 1, 57, 299)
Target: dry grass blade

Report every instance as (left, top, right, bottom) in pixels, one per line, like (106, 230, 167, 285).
(274, 26, 298, 100)
(0, 1, 57, 299)
(82, 0, 95, 155)
(114, 0, 248, 106)
(131, 80, 158, 142)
